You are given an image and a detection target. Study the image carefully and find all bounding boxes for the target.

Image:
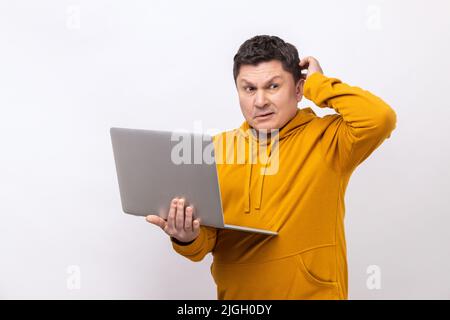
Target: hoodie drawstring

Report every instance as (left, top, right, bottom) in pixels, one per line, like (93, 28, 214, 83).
(244, 137, 253, 213)
(245, 134, 275, 213)
(255, 139, 273, 210)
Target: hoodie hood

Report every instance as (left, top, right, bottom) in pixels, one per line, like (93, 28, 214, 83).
(236, 107, 317, 213)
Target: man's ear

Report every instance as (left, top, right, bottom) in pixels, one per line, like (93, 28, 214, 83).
(295, 78, 305, 102)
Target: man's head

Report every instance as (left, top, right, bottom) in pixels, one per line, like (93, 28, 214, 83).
(233, 35, 306, 130)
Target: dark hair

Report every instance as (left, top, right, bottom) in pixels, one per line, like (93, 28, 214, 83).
(233, 35, 304, 85)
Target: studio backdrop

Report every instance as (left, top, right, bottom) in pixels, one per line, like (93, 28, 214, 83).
(1, 0, 449, 299)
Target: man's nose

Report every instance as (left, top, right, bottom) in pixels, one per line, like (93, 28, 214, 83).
(254, 90, 269, 109)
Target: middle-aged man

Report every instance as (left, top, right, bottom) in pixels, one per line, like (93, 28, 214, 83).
(147, 35, 397, 300)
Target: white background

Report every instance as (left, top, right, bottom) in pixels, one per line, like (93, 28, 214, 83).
(1, 0, 449, 299)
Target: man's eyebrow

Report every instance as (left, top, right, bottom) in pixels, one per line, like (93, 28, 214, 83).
(239, 75, 283, 86)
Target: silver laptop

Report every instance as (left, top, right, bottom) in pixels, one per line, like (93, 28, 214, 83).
(110, 127, 278, 236)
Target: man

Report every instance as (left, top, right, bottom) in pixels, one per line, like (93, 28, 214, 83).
(146, 35, 397, 300)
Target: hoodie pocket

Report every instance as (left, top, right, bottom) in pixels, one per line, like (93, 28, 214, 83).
(294, 245, 342, 299)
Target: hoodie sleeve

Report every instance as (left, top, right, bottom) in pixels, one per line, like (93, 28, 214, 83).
(170, 225, 217, 262)
(303, 72, 397, 174)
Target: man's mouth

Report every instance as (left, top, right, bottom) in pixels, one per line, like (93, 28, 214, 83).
(255, 112, 275, 120)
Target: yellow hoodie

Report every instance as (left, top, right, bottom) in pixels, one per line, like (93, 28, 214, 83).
(170, 72, 397, 300)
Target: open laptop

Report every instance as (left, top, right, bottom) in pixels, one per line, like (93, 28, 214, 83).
(110, 127, 278, 236)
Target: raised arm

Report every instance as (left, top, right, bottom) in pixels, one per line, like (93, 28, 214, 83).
(301, 57, 397, 173)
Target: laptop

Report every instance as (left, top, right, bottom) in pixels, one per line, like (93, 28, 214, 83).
(110, 127, 278, 236)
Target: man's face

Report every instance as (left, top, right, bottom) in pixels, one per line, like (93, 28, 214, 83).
(235, 60, 304, 130)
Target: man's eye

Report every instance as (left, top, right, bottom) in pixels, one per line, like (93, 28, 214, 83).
(245, 87, 255, 92)
(270, 84, 279, 89)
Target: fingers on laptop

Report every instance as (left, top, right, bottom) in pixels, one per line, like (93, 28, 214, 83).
(147, 197, 201, 238)
(185, 205, 193, 231)
(181, 201, 201, 233)
(193, 217, 201, 233)
(185, 205, 201, 232)
(168, 197, 188, 235)
(176, 198, 185, 232)
(173, 197, 200, 234)
(166, 197, 178, 234)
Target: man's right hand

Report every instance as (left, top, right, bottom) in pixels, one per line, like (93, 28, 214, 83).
(146, 197, 201, 244)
